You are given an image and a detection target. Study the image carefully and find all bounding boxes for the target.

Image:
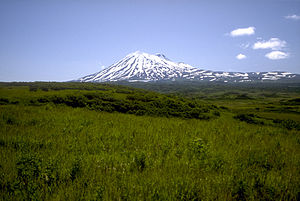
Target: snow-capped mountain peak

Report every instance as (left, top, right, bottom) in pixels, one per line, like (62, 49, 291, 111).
(155, 53, 169, 60)
(79, 51, 199, 82)
(78, 51, 299, 83)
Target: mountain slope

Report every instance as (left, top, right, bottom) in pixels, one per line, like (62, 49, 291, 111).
(78, 51, 299, 82)
(79, 51, 201, 82)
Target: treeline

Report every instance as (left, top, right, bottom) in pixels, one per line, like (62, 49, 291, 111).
(118, 81, 300, 97)
(234, 113, 300, 130)
(0, 82, 220, 120)
(0, 81, 138, 93)
(30, 92, 219, 120)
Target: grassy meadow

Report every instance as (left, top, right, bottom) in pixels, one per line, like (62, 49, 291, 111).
(0, 82, 299, 200)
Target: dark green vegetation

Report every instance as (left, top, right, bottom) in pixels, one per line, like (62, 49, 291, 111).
(0, 82, 219, 120)
(0, 82, 300, 200)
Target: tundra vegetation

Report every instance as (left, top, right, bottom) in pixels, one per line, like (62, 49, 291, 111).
(0, 82, 299, 200)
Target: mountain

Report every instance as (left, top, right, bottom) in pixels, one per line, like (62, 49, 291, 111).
(78, 51, 300, 83)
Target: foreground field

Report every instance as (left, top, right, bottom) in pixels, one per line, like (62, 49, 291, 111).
(0, 83, 300, 200)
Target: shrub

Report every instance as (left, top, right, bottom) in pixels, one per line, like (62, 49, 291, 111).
(133, 152, 146, 172)
(0, 98, 9, 105)
(15, 154, 42, 200)
(213, 111, 220, 117)
(234, 114, 264, 125)
(189, 138, 209, 160)
(273, 119, 300, 130)
(231, 180, 248, 201)
(70, 158, 82, 182)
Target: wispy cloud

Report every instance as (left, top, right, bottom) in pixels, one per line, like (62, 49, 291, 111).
(285, 14, 300, 20)
(253, 38, 286, 50)
(265, 51, 289, 60)
(236, 53, 246, 60)
(98, 62, 106, 70)
(230, 27, 255, 37)
(239, 43, 250, 49)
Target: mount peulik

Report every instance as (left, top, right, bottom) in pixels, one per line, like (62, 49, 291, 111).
(78, 51, 299, 82)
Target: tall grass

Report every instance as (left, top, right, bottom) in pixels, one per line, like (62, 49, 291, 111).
(1, 103, 299, 200)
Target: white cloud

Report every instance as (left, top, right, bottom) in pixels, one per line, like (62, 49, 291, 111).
(265, 51, 289, 60)
(253, 38, 286, 50)
(236, 53, 247, 60)
(285, 14, 300, 20)
(230, 27, 255, 37)
(240, 43, 250, 49)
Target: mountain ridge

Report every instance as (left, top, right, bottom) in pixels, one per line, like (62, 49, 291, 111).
(78, 51, 300, 83)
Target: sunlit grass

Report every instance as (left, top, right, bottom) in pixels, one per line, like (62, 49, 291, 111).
(0, 82, 299, 200)
(0, 104, 299, 200)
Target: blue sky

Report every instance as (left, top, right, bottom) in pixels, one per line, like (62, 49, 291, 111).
(0, 0, 300, 81)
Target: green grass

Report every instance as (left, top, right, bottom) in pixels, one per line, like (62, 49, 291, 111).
(0, 82, 300, 200)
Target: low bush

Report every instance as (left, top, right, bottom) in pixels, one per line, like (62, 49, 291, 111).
(234, 113, 264, 125)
